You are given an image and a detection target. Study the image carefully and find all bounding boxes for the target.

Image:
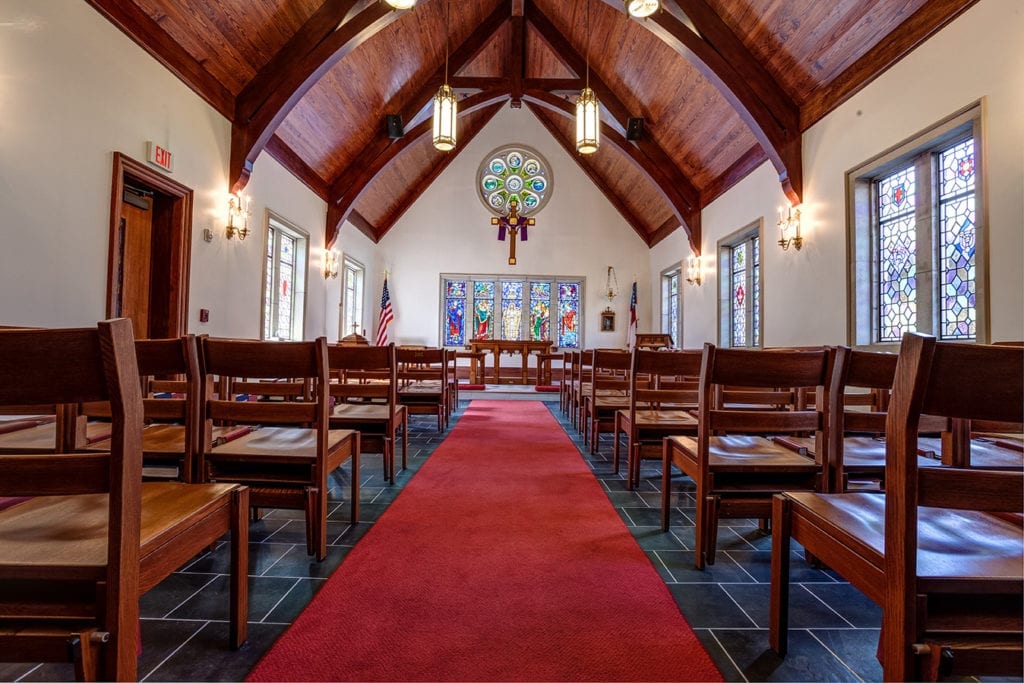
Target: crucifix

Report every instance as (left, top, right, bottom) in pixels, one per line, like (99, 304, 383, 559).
(491, 198, 535, 265)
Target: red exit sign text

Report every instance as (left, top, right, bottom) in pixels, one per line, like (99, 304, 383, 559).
(146, 142, 174, 172)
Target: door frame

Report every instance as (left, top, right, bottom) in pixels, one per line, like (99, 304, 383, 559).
(105, 152, 193, 337)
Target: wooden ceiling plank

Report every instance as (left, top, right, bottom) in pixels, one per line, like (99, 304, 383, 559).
(230, 1, 401, 193)
(527, 2, 701, 212)
(450, 76, 513, 91)
(265, 134, 330, 201)
(600, 0, 803, 205)
(800, 0, 981, 130)
(326, 89, 511, 248)
(329, 2, 512, 206)
(373, 104, 504, 240)
(83, 0, 234, 118)
(522, 89, 700, 253)
(526, 104, 652, 245)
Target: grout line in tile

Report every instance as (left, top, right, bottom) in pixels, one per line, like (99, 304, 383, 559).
(161, 574, 220, 619)
(139, 620, 207, 682)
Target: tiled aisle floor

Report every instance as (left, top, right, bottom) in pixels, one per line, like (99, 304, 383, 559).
(5, 397, 899, 682)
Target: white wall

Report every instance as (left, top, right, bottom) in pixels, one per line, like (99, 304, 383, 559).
(652, 0, 1024, 347)
(0, 0, 332, 340)
(377, 106, 653, 361)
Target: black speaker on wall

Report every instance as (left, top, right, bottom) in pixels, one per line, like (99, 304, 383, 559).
(626, 117, 644, 141)
(386, 114, 404, 139)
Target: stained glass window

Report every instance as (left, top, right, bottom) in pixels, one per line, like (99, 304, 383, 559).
(445, 280, 467, 346)
(877, 165, 918, 342)
(441, 275, 581, 348)
(262, 217, 308, 341)
(661, 269, 680, 348)
(938, 138, 976, 340)
(476, 146, 552, 218)
(720, 227, 760, 348)
(530, 283, 551, 342)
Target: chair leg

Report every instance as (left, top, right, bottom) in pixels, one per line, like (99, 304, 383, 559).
(769, 495, 791, 655)
(383, 436, 392, 482)
(72, 630, 101, 682)
(352, 432, 362, 518)
(627, 442, 638, 490)
(661, 442, 672, 532)
(401, 413, 408, 471)
(314, 484, 328, 561)
(693, 491, 706, 570)
(705, 495, 721, 566)
(229, 486, 249, 650)
(303, 487, 316, 557)
(612, 417, 621, 475)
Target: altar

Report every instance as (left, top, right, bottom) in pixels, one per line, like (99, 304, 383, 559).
(469, 339, 554, 384)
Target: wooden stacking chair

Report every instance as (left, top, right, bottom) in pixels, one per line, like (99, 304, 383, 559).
(770, 334, 1023, 681)
(582, 349, 632, 453)
(570, 350, 594, 431)
(0, 320, 249, 681)
(614, 349, 701, 490)
(661, 344, 833, 568)
(328, 343, 407, 485)
(200, 337, 359, 561)
(559, 350, 578, 414)
(397, 347, 448, 432)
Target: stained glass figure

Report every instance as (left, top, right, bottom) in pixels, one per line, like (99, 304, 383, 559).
(558, 282, 580, 348)
(473, 282, 495, 340)
(530, 282, 551, 341)
(502, 281, 523, 340)
(877, 165, 918, 342)
(938, 138, 976, 340)
(444, 279, 467, 346)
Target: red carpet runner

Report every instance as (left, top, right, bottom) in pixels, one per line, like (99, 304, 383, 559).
(249, 400, 722, 682)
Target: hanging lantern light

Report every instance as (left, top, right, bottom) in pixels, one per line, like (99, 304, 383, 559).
(432, 0, 457, 152)
(575, 2, 600, 155)
(625, 0, 659, 18)
(384, 0, 416, 9)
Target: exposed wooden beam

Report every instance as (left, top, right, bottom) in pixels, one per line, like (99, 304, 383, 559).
(509, 7, 525, 107)
(83, 0, 234, 118)
(699, 144, 767, 207)
(326, 90, 511, 249)
(328, 2, 512, 205)
(527, 103, 653, 246)
(265, 135, 329, 201)
(649, 216, 685, 249)
(601, 0, 803, 205)
(522, 89, 700, 254)
(450, 77, 582, 92)
(345, 209, 378, 242)
(230, 1, 401, 193)
(800, 0, 981, 130)
(527, 3, 701, 213)
(374, 104, 504, 241)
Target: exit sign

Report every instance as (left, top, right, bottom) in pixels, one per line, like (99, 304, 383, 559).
(146, 141, 174, 172)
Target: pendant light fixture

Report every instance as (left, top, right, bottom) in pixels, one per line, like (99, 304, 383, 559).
(625, 0, 659, 18)
(575, 1, 600, 155)
(384, 0, 416, 9)
(432, 0, 457, 152)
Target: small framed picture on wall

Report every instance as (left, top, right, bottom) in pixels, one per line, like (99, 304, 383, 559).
(600, 310, 615, 332)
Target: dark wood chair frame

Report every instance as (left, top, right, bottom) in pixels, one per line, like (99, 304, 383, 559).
(397, 347, 449, 432)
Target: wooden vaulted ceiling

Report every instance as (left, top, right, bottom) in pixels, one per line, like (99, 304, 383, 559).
(86, 0, 978, 252)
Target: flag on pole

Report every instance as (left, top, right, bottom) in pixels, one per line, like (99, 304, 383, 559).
(375, 275, 394, 346)
(627, 280, 638, 349)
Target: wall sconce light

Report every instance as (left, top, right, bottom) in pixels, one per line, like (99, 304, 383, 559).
(226, 192, 251, 240)
(777, 204, 803, 251)
(323, 249, 339, 279)
(686, 254, 702, 286)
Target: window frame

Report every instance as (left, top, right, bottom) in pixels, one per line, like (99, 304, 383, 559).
(846, 101, 988, 348)
(717, 219, 764, 348)
(339, 255, 365, 339)
(260, 211, 309, 342)
(438, 273, 585, 349)
(660, 264, 682, 348)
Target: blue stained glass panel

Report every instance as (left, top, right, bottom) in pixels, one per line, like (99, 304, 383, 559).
(447, 281, 466, 298)
(530, 282, 551, 342)
(731, 243, 747, 347)
(557, 281, 580, 348)
(939, 139, 976, 199)
(445, 298, 465, 346)
(531, 282, 550, 300)
(473, 298, 494, 340)
(502, 281, 523, 299)
(939, 195, 976, 340)
(878, 166, 916, 221)
(474, 281, 495, 299)
(752, 236, 760, 348)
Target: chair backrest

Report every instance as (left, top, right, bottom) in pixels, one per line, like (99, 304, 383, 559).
(396, 347, 447, 385)
(0, 319, 143, 679)
(200, 337, 329, 438)
(327, 343, 398, 413)
(698, 344, 833, 470)
(590, 348, 631, 388)
(629, 349, 701, 414)
(882, 333, 1024, 678)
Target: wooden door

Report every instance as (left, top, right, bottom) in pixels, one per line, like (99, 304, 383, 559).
(119, 195, 153, 339)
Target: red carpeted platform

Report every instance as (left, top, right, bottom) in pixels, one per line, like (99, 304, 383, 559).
(249, 400, 721, 682)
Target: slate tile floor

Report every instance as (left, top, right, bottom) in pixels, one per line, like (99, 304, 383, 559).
(2, 396, 982, 682)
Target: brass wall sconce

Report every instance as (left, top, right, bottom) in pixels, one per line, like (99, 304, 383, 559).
(686, 254, 702, 286)
(777, 205, 803, 251)
(226, 192, 251, 240)
(323, 249, 339, 279)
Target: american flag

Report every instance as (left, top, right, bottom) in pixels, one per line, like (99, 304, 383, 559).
(375, 276, 394, 346)
(627, 280, 637, 349)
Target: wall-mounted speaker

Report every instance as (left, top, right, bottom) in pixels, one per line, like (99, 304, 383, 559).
(386, 114, 404, 139)
(626, 117, 644, 141)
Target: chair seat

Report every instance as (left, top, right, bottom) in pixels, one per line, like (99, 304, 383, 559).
(208, 427, 355, 463)
(776, 435, 941, 469)
(400, 381, 443, 394)
(784, 491, 1024, 584)
(672, 435, 819, 471)
(917, 436, 1024, 469)
(619, 409, 697, 428)
(87, 423, 185, 455)
(331, 403, 397, 422)
(0, 482, 239, 580)
(0, 422, 111, 452)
